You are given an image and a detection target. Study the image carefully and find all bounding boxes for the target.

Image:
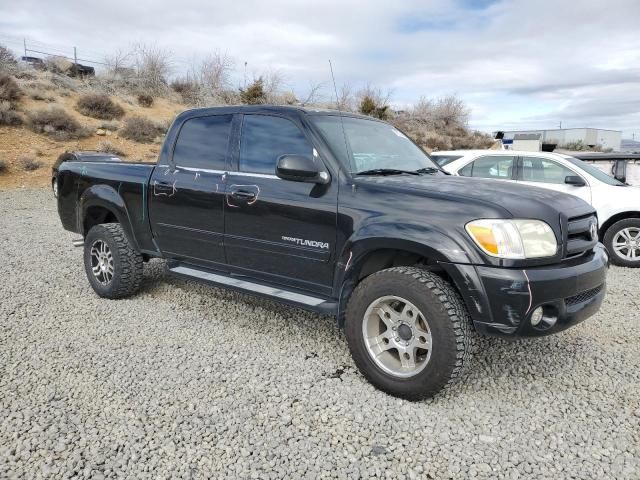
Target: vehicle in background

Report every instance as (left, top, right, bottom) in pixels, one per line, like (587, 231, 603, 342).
(441, 150, 640, 267)
(20, 56, 45, 69)
(570, 152, 640, 187)
(55, 106, 607, 399)
(52, 151, 122, 198)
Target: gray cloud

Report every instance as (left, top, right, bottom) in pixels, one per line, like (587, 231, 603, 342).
(1, 0, 638, 136)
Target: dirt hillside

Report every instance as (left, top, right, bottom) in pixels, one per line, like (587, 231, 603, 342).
(0, 79, 185, 190)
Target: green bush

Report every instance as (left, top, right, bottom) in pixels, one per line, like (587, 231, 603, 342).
(239, 77, 266, 105)
(76, 93, 125, 120)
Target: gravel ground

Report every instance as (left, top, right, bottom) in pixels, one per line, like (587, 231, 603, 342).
(1, 189, 639, 480)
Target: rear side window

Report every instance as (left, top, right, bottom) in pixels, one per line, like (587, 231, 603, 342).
(459, 155, 515, 179)
(240, 115, 312, 174)
(173, 115, 233, 170)
(521, 157, 578, 184)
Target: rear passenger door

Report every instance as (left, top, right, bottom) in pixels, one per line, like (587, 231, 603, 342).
(224, 114, 338, 295)
(149, 114, 233, 266)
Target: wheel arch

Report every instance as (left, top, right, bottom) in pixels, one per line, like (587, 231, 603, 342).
(79, 184, 140, 251)
(334, 235, 476, 328)
(599, 211, 640, 239)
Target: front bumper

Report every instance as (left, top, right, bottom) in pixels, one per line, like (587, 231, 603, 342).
(445, 244, 609, 337)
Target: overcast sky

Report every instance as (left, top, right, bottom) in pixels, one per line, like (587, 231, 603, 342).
(1, 0, 639, 137)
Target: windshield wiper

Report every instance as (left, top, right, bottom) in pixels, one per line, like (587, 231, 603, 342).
(414, 167, 443, 175)
(356, 168, 421, 176)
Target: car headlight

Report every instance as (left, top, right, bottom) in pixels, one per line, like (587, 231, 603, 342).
(465, 219, 558, 259)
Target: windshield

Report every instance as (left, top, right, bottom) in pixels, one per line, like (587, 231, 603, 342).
(431, 154, 463, 167)
(563, 156, 625, 186)
(311, 115, 439, 173)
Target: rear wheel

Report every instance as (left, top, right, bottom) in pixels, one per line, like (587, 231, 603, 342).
(344, 266, 473, 400)
(83, 223, 143, 298)
(603, 218, 640, 267)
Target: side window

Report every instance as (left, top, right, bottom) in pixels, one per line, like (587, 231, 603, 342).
(522, 157, 577, 184)
(460, 155, 515, 179)
(239, 115, 312, 175)
(173, 115, 233, 170)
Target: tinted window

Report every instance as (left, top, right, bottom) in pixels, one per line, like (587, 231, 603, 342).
(459, 155, 515, 179)
(522, 157, 577, 184)
(173, 115, 232, 170)
(564, 156, 623, 186)
(240, 115, 312, 174)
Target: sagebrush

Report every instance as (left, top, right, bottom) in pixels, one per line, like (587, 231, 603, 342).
(97, 140, 126, 156)
(120, 116, 166, 143)
(0, 74, 22, 102)
(76, 93, 125, 120)
(19, 155, 44, 171)
(0, 101, 23, 126)
(27, 107, 90, 140)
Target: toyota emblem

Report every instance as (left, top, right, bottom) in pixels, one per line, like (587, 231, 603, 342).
(590, 221, 598, 241)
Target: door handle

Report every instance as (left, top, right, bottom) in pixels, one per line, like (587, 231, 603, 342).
(231, 190, 257, 201)
(153, 180, 176, 197)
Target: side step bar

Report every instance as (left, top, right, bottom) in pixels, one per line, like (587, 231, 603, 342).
(72, 238, 84, 247)
(168, 264, 338, 316)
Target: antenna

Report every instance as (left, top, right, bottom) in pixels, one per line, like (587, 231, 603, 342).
(328, 60, 351, 171)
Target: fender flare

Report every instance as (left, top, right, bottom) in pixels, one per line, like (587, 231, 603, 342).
(79, 184, 140, 251)
(333, 223, 480, 324)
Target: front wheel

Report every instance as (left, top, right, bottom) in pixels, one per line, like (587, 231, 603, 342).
(344, 267, 474, 400)
(603, 218, 640, 267)
(83, 223, 143, 298)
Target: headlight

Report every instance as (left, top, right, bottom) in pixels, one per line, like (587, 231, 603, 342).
(465, 219, 557, 259)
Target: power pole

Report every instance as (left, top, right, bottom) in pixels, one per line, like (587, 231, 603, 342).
(23, 38, 27, 57)
(73, 46, 78, 75)
(559, 121, 562, 129)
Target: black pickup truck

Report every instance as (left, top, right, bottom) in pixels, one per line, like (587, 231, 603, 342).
(56, 106, 608, 399)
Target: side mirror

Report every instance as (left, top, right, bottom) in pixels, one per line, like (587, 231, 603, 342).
(276, 154, 329, 184)
(565, 175, 586, 187)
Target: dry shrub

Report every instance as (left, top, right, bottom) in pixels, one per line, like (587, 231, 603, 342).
(120, 116, 166, 143)
(137, 94, 154, 107)
(19, 155, 44, 171)
(76, 93, 125, 120)
(28, 107, 90, 140)
(26, 86, 55, 102)
(0, 45, 17, 71)
(98, 120, 119, 131)
(0, 74, 22, 102)
(0, 101, 23, 126)
(97, 140, 125, 156)
(0, 158, 8, 173)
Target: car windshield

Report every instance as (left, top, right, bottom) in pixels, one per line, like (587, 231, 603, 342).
(311, 115, 439, 174)
(563, 156, 626, 186)
(431, 154, 463, 167)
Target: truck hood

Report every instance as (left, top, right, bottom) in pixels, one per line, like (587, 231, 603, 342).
(354, 174, 595, 220)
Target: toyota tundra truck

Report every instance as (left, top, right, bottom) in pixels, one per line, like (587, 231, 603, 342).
(55, 106, 608, 399)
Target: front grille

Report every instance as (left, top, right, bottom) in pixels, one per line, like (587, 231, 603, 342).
(565, 213, 598, 258)
(565, 284, 604, 306)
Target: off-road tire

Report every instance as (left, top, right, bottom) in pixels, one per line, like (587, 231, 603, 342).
(345, 266, 474, 400)
(83, 223, 143, 298)
(603, 218, 640, 268)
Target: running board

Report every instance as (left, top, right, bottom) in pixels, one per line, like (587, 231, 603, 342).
(168, 264, 338, 315)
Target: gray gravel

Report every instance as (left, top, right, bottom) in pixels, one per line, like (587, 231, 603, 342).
(1, 189, 639, 480)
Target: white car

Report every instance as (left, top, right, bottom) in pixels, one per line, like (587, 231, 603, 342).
(432, 150, 640, 267)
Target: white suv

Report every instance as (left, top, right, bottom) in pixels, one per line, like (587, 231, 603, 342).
(433, 150, 640, 267)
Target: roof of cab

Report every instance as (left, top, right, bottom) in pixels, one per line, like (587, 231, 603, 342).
(176, 104, 375, 121)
